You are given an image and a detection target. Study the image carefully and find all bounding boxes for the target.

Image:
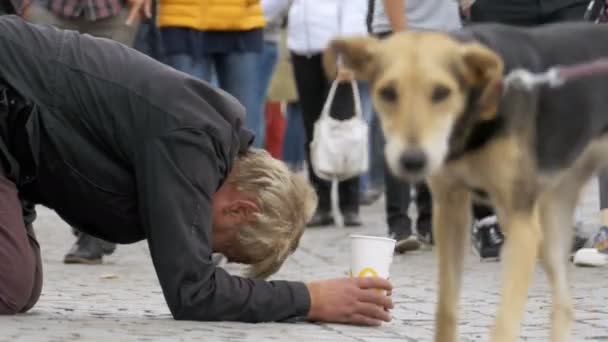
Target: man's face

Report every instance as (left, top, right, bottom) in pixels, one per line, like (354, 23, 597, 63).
(211, 179, 259, 262)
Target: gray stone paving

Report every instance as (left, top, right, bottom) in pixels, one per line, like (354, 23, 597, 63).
(1, 181, 607, 341)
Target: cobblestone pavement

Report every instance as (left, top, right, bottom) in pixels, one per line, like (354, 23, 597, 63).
(1, 181, 607, 342)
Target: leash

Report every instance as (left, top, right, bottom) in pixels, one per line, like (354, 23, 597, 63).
(501, 57, 608, 92)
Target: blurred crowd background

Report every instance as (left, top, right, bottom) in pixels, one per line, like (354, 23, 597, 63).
(3, 0, 607, 267)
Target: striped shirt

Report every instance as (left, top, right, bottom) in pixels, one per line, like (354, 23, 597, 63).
(14, 0, 126, 21)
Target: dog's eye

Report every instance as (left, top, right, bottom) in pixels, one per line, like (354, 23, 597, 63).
(431, 84, 451, 103)
(379, 85, 398, 103)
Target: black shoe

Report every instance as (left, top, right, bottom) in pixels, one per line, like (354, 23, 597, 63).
(417, 220, 433, 245)
(307, 210, 334, 227)
(343, 212, 362, 227)
(390, 231, 421, 254)
(472, 216, 504, 260)
(359, 187, 383, 206)
(101, 240, 117, 255)
(64, 234, 104, 264)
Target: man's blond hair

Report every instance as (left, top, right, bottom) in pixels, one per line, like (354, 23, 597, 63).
(229, 148, 318, 279)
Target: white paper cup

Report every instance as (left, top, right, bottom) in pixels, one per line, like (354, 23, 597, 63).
(349, 234, 396, 279)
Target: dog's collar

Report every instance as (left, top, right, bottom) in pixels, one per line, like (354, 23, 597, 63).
(445, 83, 506, 162)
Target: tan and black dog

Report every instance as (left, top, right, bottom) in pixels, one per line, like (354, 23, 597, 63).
(326, 23, 608, 342)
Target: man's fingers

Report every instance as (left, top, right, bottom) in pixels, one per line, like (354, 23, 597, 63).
(125, 2, 142, 26)
(348, 314, 383, 326)
(357, 289, 393, 309)
(355, 302, 392, 322)
(355, 277, 393, 291)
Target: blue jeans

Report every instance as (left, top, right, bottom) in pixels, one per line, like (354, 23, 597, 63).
(282, 103, 306, 168)
(166, 52, 265, 147)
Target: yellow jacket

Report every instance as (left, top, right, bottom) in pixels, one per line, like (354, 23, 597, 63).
(158, 0, 265, 31)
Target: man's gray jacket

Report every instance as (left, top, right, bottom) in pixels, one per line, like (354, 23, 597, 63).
(0, 16, 310, 322)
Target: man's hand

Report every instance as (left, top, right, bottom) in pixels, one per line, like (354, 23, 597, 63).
(125, 0, 152, 26)
(307, 277, 393, 326)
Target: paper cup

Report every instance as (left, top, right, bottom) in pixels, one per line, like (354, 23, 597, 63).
(349, 234, 396, 279)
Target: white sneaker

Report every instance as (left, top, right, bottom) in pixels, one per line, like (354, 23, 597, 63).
(573, 248, 608, 267)
(573, 226, 608, 267)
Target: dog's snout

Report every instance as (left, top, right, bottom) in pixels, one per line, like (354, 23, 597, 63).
(399, 150, 427, 173)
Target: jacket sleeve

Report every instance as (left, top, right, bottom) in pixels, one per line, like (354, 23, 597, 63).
(135, 129, 311, 322)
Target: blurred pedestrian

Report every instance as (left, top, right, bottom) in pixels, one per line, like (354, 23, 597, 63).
(370, 0, 461, 253)
(288, 0, 369, 227)
(158, 0, 267, 148)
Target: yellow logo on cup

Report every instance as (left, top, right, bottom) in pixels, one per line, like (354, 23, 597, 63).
(350, 267, 378, 278)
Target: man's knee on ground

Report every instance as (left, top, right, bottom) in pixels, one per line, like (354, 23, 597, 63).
(0, 256, 37, 314)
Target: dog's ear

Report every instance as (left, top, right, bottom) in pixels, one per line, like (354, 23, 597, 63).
(461, 42, 504, 120)
(323, 37, 379, 80)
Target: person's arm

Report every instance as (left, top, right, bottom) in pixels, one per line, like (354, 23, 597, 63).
(135, 129, 311, 321)
(262, 0, 292, 24)
(382, 0, 407, 32)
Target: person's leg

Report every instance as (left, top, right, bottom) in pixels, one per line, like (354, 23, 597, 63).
(257, 41, 279, 103)
(291, 53, 333, 226)
(470, 0, 542, 25)
(258, 42, 281, 153)
(415, 182, 433, 241)
(356, 81, 373, 201)
(165, 54, 211, 81)
(369, 113, 385, 189)
(599, 168, 608, 226)
(328, 82, 362, 225)
(282, 102, 306, 170)
(216, 51, 266, 148)
(0, 171, 42, 314)
(385, 167, 421, 253)
(543, 1, 588, 22)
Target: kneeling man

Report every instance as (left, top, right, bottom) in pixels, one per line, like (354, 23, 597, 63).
(0, 16, 392, 325)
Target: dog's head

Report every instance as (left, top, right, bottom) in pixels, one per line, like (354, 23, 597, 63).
(326, 32, 504, 181)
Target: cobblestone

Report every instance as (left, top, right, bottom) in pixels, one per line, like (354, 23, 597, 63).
(1, 181, 606, 341)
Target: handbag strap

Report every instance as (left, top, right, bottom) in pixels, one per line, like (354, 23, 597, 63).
(320, 79, 365, 120)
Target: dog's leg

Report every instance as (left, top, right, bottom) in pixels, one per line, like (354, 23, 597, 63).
(491, 207, 542, 342)
(538, 185, 578, 342)
(428, 175, 471, 342)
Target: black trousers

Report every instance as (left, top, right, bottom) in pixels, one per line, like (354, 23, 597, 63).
(385, 175, 432, 237)
(291, 53, 359, 214)
(471, 0, 589, 25)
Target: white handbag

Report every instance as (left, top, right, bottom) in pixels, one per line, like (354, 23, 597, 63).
(310, 79, 369, 181)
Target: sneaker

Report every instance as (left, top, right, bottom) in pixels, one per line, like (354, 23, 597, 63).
(101, 240, 117, 255)
(64, 233, 105, 264)
(391, 231, 421, 254)
(592, 226, 608, 253)
(343, 212, 363, 227)
(359, 187, 383, 206)
(472, 216, 504, 260)
(307, 210, 334, 227)
(573, 226, 608, 267)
